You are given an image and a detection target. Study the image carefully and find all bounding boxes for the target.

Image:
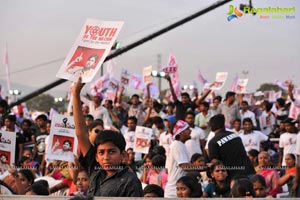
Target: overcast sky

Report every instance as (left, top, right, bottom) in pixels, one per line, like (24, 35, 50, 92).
(0, 0, 299, 99)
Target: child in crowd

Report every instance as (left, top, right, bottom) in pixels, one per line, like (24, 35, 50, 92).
(72, 76, 143, 197)
(143, 184, 164, 197)
(144, 154, 168, 189)
(231, 178, 256, 198)
(203, 160, 230, 198)
(176, 175, 202, 198)
(250, 174, 272, 198)
(190, 153, 208, 190)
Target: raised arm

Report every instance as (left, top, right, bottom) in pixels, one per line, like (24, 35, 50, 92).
(72, 76, 91, 156)
(166, 74, 178, 102)
(287, 81, 295, 102)
(195, 89, 212, 105)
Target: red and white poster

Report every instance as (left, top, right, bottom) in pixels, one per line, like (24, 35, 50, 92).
(264, 90, 276, 102)
(120, 69, 131, 86)
(47, 114, 78, 162)
(235, 79, 248, 94)
(133, 126, 152, 154)
(0, 130, 16, 166)
(143, 65, 152, 84)
(210, 72, 228, 91)
(289, 102, 300, 119)
(56, 19, 124, 83)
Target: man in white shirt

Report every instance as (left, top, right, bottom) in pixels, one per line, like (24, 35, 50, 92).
(279, 118, 298, 166)
(164, 120, 195, 198)
(239, 118, 268, 152)
(184, 111, 206, 158)
(240, 101, 257, 128)
(81, 92, 113, 127)
(120, 116, 142, 161)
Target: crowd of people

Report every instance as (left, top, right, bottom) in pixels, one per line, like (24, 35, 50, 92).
(0, 75, 299, 198)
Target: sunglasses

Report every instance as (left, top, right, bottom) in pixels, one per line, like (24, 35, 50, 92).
(94, 129, 102, 134)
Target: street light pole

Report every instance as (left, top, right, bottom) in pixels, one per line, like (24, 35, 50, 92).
(157, 54, 162, 100)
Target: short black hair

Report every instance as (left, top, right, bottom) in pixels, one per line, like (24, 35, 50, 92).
(19, 169, 35, 185)
(0, 100, 8, 108)
(151, 154, 166, 168)
(127, 116, 138, 124)
(25, 182, 49, 195)
(176, 176, 203, 197)
(191, 153, 204, 163)
(231, 178, 255, 197)
(249, 174, 266, 188)
(131, 94, 139, 99)
(88, 120, 103, 131)
(34, 179, 49, 189)
(209, 114, 225, 132)
(22, 119, 32, 127)
(94, 130, 126, 152)
(181, 92, 190, 99)
(200, 101, 210, 108)
(225, 91, 236, 100)
(4, 114, 16, 123)
(276, 98, 285, 107)
(185, 111, 195, 118)
(36, 114, 48, 121)
(242, 117, 253, 125)
(143, 184, 164, 197)
(85, 114, 94, 121)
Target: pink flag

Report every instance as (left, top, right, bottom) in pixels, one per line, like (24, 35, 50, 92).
(274, 80, 288, 91)
(172, 69, 181, 98)
(198, 70, 208, 85)
(161, 53, 178, 73)
(130, 74, 145, 90)
(106, 60, 117, 77)
(3, 43, 11, 93)
(230, 76, 238, 92)
(289, 102, 300, 119)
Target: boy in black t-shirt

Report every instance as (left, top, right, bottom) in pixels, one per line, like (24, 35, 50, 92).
(73, 76, 143, 197)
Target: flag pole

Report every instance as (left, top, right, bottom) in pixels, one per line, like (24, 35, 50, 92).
(4, 42, 11, 97)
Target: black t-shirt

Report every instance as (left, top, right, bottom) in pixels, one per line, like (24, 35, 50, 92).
(208, 129, 255, 180)
(79, 147, 143, 197)
(174, 100, 196, 120)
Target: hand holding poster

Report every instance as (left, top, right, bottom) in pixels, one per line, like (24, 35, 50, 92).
(143, 65, 152, 84)
(133, 126, 152, 154)
(47, 114, 78, 162)
(0, 130, 16, 170)
(236, 79, 248, 94)
(56, 19, 124, 83)
(120, 69, 131, 86)
(210, 72, 228, 91)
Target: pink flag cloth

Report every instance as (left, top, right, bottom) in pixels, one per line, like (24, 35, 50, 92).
(130, 74, 145, 90)
(230, 76, 238, 92)
(198, 70, 208, 85)
(161, 53, 178, 73)
(3, 43, 11, 93)
(274, 80, 288, 91)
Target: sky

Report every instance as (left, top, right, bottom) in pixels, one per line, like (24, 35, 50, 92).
(0, 0, 299, 100)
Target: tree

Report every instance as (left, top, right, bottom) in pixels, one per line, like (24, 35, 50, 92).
(26, 94, 67, 113)
(256, 83, 287, 99)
